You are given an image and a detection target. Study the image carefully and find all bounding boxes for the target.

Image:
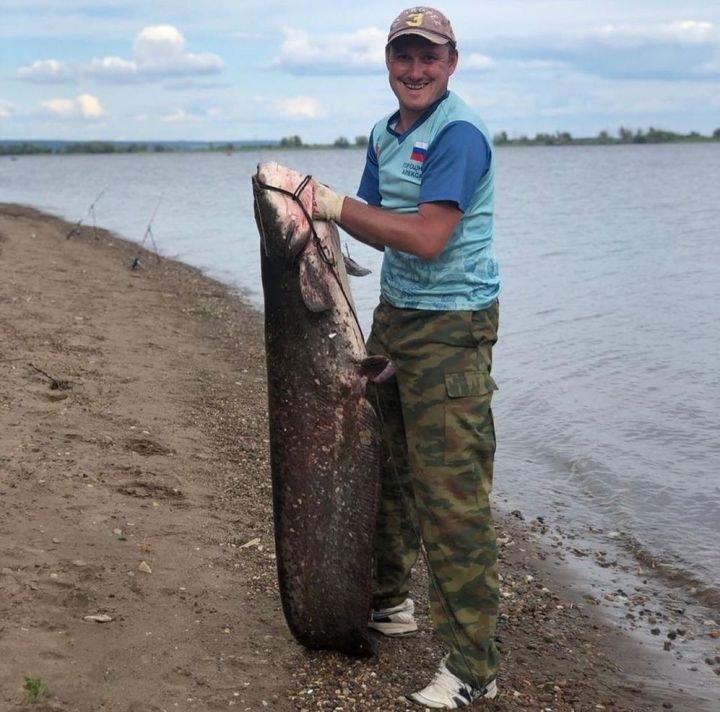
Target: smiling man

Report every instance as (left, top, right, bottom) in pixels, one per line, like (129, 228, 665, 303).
(311, 7, 501, 709)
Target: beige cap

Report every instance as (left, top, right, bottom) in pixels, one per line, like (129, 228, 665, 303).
(387, 7, 456, 46)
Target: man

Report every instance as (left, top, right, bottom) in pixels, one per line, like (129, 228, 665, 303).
(312, 7, 500, 709)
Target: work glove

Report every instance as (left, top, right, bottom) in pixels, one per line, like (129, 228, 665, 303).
(312, 180, 346, 223)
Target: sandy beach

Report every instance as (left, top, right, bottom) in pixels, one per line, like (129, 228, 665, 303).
(0, 204, 715, 712)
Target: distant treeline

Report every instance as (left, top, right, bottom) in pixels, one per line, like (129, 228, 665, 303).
(3, 127, 720, 156)
(0, 140, 279, 156)
(493, 126, 720, 146)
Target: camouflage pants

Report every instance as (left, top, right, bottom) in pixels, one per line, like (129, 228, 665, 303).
(365, 299, 500, 686)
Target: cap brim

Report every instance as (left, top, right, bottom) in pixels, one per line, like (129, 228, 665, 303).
(387, 28, 453, 45)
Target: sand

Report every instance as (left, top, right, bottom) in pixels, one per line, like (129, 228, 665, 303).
(0, 204, 715, 711)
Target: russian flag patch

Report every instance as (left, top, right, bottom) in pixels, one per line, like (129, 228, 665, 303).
(410, 141, 428, 162)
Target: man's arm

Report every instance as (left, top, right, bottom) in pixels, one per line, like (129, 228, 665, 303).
(339, 197, 462, 261)
(313, 182, 461, 260)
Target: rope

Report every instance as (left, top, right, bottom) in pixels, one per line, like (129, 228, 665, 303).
(252, 174, 364, 337)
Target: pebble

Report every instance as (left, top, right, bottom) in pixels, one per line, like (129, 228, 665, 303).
(84, 613, 113, 623)
(138, 561, 152, 574)
(240, 538, 261, 549)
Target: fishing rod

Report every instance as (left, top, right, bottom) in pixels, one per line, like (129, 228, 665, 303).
(131, 191, 164, 269)
(66, 186, 108, 240)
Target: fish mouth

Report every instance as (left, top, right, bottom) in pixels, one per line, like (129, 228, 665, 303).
(252, 171, 311, 264)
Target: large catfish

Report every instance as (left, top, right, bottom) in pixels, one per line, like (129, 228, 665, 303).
(252, 161, 389, 657)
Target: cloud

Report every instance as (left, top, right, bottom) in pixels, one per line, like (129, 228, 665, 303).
(275, 96, 326, 119)
(162, 108, 194, 122)
(273, 27, 386, 75)
(464, 53, 495, 71)
(587, 20, 715, 45)
(488, 19, 720, 81)
(17, 59, 74, 83)
(0, 101, 12, 118)
(160, 106, 223, 122)
(17, 25, 223, 84)
(42, 93, 105, 118)
(130, 25, 223, 76)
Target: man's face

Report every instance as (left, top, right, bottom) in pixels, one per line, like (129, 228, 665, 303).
(385, 36, 458, 127)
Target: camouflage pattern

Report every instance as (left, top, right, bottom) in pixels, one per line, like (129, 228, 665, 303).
(366, 299, 500, 686)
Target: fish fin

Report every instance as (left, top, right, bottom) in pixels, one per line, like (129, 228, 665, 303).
(360, 355, 396, 384)
(299, 251, 333, 312)
(343, 254, 371, 277)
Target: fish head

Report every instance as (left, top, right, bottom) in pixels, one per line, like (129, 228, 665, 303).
(253, 161, 314, 265)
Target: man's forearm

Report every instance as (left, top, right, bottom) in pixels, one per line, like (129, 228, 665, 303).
(339, 220, 385, 252)
(337, 196, 460, 261)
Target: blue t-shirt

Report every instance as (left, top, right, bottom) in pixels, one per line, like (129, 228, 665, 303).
(358, 91, 500, 311)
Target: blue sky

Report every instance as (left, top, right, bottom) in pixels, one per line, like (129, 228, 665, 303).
(1, 1, 719, 143)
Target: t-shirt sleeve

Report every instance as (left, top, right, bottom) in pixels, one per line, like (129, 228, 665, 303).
(419, 122, 490, 212)
(357, 129, 382, 206)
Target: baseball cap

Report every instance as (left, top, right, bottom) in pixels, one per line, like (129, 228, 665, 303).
(387, 7, 456, 46)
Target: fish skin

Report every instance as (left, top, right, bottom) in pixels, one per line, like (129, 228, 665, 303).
(252, 161, 381, 657)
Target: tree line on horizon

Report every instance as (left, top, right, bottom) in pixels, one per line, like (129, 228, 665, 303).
(3, 126, 720, 156)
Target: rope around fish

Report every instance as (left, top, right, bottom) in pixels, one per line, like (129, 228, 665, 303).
(252, 174, 364, 338)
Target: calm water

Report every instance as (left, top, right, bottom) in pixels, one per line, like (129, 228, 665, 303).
(2, 144, 719, 598)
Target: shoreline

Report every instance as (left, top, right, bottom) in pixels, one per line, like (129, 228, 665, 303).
(1, 203, 718, 711)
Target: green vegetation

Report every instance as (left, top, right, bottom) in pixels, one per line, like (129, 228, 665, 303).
(278, 134, 369, 150)
(23, 676, 48, 703)
(0, 139, 279, 155)
(492, 126, 720, 147)
(2, 126, 719, 156)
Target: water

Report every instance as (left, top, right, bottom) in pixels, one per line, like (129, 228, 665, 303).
(2, 144, 719, 601)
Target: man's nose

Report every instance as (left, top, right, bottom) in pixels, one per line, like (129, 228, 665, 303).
(407, 58, 424, 76)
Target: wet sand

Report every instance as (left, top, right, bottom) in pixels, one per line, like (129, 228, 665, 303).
(1, 204, 717, 711)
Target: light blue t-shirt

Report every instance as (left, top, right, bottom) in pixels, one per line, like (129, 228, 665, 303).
(358, 91, 500, 311)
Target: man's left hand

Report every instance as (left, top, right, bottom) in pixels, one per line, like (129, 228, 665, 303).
(312, 180, 346, 223)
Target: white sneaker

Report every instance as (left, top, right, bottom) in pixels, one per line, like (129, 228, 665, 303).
(407, 659, 497, 709)
(368, 598, 418, 636)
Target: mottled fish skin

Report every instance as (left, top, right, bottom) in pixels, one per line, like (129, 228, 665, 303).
(252, 162, 381, 657)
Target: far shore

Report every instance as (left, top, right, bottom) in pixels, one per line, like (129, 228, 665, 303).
(3, 126, 720, 157)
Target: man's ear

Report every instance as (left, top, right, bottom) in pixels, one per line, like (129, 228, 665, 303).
(448, 48, 459, 76)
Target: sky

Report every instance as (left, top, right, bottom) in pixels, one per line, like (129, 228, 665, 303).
(1, 0, 720, 143)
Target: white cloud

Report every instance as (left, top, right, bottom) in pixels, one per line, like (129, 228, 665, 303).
(18, 25, 223, 84)
(464, 53, 495, 71)
(588, 20, 716, 46)
(160, 105, 225, 122)
(132, 25, 222, 75)
(76, 94, 105, 118)
(275, 96, 326, 119)
(42, 93, 105, 118)
(42, 98, 77, 116)
(86, 56, 137, 80)
(487, 19, 720, 81)
(17, 58, 74, 82)
(273, 27, 386, 74)
(162, 108, 193, 122)
(0, 101, 12, 118)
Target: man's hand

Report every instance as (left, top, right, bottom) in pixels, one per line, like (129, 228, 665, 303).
(312, 180, 346, 223)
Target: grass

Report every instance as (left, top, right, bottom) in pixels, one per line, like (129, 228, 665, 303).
(23, 676, 48, 703)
